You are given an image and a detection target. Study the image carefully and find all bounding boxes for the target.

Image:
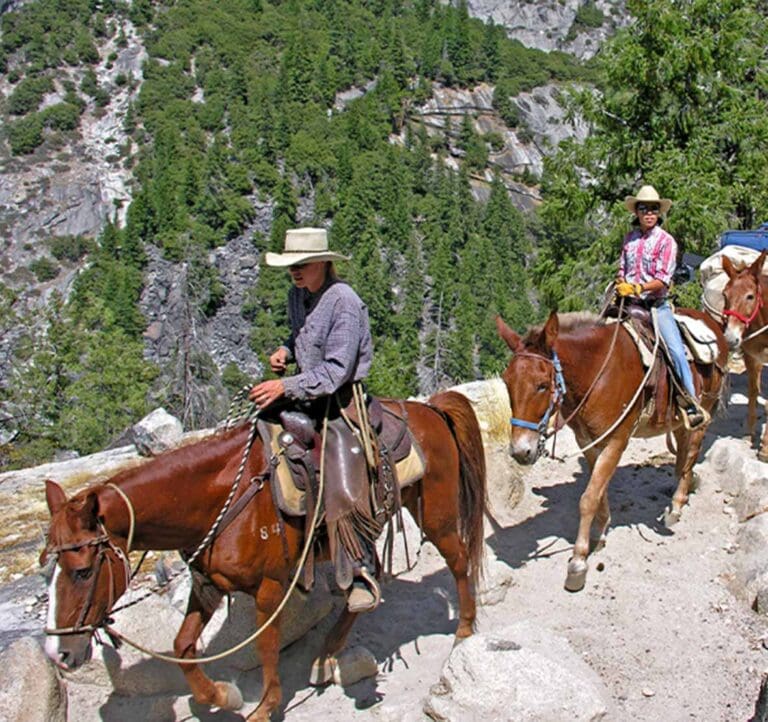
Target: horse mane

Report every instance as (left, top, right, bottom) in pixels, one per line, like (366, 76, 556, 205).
(521, 311, 600, 345)
(89, 422, 254, 493)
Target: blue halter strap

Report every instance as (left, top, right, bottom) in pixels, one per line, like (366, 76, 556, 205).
(509, 350, 567, 436)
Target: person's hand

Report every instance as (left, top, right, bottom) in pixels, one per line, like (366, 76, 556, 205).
(616, 281, 642, 297)
(269, 347, 288, 375)
(249, 379, 286, 409)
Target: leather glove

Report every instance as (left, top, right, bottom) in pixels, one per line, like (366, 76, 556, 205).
(616, 281, 642, 297)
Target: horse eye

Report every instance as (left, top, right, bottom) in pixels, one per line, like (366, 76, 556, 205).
(73, 568, 93, 582)
(537, 383, 548, 392)
(747, 293, 755, 301)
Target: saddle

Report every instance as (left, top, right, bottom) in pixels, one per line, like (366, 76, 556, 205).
(256, 391, 425, 591)
(605, 303, 718, 425)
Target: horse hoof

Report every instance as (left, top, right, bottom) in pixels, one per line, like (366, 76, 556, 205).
(664, 506, 681, 527)
(564, 559, 588, 592)
(214, 681, 243, 711)
(309, 656, 336, 686)
(758, 450, 768, 464)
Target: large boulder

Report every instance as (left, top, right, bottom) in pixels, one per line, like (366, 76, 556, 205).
(130, 408, 184, 457)
(424, 621, 609, 721)
(0, 637, 67, 722)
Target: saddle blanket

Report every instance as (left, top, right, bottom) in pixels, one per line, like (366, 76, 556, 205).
(269, 425, 426, 517)
(614, 314, 718, 367)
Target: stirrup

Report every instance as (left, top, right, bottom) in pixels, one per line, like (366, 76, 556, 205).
(680, 403, 710, 431)
(347, 567, 381, 614)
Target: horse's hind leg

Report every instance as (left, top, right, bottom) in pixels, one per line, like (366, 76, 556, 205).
(665, 426, 705, 526)
(174, 588, 243, 711)
(309, 608, 359, 686)
(402, 486, 476, 641)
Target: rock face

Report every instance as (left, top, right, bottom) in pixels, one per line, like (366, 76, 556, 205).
(694, 436, 768, 613)
(424, 621, 609, 721)
(466, 0, 629, 59)
(402, 82, 589, 207)
(0, 637, 67, 722)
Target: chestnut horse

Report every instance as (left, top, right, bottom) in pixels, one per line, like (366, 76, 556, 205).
(496, 310, 727, 592)
(721, 250, 768, 459)
(42, 390, 486, 721)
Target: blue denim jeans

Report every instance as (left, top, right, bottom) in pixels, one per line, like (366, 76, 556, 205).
(655, 300, 697, 401)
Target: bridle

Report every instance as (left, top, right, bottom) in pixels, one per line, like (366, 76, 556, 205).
(43, 525, 131, 637)
(509, 349, 567, 459)
(723, 289, 764, 328)
(44, 483, 135, 638)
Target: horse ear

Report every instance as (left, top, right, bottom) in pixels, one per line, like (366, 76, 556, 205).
(721, 255, 736, 280)
(543, 310, 559, 351)
(495, 315, 521, 350)
(750, 250, 767, 278)
(45, 479, 67, 516)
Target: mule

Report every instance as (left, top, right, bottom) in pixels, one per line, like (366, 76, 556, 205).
(721, 250, 768, 459)
(42, 390, 486, 721)
(496, 310, 727, 592)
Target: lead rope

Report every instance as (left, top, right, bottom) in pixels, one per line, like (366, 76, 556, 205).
(104, 398, 330, 665)
(551, 307, 662, 460)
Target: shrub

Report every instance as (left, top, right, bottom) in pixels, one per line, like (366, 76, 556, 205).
(42, 102, 82, 131)
(6, 75, 54, 115)
(8, 114, 44, 154)
(29, 257, 60, 282)
(48, 235, 94, 262)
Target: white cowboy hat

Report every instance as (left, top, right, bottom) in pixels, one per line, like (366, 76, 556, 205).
(264, 228, 350, 267)
(624, 185, 672, 216)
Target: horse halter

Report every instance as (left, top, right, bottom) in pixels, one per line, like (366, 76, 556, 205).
(723, 290, 763, 327)
(44, 526, 131, 637)
(509, 349, 567, 457)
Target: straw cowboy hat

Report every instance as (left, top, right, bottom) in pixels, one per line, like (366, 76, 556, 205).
(624, 185, 672, 216)
(264, 227, 350, 267)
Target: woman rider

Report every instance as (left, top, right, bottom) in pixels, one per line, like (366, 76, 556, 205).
(615, 185, 707, 429)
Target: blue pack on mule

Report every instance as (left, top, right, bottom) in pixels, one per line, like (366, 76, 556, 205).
(719, 222, 768, 251)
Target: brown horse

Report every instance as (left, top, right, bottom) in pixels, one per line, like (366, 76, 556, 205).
(496, 310, 727, 592)
(721, 250, 768, 459)
(41, 390, 486, 721)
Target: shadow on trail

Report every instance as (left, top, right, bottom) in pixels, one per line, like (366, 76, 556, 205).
(485, 454, 694, 575)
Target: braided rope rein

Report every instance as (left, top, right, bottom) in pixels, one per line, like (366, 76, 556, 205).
(104, 400, 330, 665)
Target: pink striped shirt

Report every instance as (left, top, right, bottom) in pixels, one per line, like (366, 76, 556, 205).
(618, 225, 678, 299)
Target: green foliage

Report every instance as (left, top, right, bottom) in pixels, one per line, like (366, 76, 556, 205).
(48, 234, 95, 262)
(3, 294, 157, 465)
(41, 101, 82, 131)
(574, 1, 605, 30)
(6, 75, 54, 115)
(536, 0, 768, 311)
(28, 256, 59, 282)
(7, 113, 44, 154)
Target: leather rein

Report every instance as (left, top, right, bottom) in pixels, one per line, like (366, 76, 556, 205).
(43, 483, 135, 637)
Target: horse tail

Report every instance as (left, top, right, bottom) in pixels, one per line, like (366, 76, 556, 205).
(428, 390, 488, 588)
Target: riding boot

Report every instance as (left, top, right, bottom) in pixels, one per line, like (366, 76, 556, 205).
(346, 537, 381, 614)
(679, 396, 710, 430)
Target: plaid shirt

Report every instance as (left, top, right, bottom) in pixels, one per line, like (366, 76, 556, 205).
(280, 279, 373, 401)
(618, 224, 678, 300)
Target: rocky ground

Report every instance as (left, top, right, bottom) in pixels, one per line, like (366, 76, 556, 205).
(2, 374, 768, 721)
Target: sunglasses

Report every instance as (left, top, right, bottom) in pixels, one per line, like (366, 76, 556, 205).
(636, 204, 660, 214)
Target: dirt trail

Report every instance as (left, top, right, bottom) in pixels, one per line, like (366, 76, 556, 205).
(21, 375, 768, 721)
